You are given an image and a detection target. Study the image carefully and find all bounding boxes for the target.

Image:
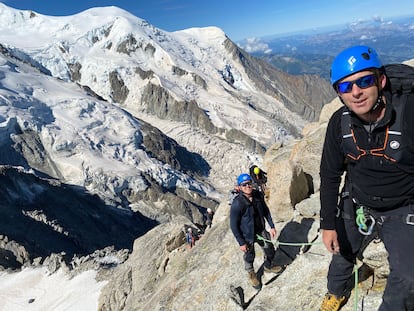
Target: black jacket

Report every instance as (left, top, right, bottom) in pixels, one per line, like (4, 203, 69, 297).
(320, 92, 414, 229)
(230, 190, 275, 246)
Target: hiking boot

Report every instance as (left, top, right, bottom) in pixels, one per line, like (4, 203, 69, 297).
(319, 293, 347, 311)
(264, 265, 283, 273)
(248, 271, 261, 289)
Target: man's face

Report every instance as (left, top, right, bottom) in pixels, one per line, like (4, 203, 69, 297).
(337, 70, 386, 119)
(239, 181, 253, 195)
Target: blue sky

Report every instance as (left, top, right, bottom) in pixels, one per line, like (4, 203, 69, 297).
(1, 0, 414, 40)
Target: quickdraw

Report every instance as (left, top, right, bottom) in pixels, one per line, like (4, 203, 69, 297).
(355, 205, 376, 235)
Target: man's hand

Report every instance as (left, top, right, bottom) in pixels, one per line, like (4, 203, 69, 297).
(269, 228, 276, 239)
(322, 229, 340, 254)
(240, 244, 248, 252)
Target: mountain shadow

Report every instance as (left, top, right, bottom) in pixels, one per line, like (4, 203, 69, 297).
(0, 165, 158, 269)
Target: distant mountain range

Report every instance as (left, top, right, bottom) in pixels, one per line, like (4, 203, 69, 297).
(242, 15, 414, 80)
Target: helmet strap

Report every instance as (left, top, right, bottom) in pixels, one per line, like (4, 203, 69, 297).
(371, 96, 383, 112)
(370, 77, 385, 112)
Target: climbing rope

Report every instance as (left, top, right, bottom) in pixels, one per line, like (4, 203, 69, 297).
(256, 234, 321, 247)
(354, 264, 359, 311)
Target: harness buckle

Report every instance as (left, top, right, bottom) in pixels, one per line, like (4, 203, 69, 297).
(406, 214, 414, 225)
(377, 216, 385, 226)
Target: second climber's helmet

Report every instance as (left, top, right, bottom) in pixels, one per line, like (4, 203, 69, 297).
(237, 173, 252, 186)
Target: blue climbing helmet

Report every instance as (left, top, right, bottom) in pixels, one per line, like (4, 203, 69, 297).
(330, 45, 383, 86)
(237, 173, 252, 185)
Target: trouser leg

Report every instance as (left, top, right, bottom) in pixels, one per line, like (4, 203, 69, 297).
(378, 276, 414, 311)
(327, 199, 371, 296)
(256, 230, 276, 269)
(243, 243, 255, 271)
(377, 206, 414, 311)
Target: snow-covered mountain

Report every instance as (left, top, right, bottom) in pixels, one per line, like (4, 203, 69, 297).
(0, 3, 334, 184)
(0, 3, 334, 269)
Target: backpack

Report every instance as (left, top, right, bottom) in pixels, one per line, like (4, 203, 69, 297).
(384, 63, 414, 95)
(227, 188, 239, 205)
(341, 63, 414, 162)
(249, 165, 268, 194)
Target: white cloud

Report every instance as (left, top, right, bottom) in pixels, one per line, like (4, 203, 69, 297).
(239, 37, 272, 54)
(372, 15, 384, 23)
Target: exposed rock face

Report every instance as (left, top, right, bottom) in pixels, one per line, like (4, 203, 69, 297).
(224, 38, 336, 122)
(264, 97, 343, 214)
(109, 71, 129, 103)
(141, 83, 217, 133)
(69, 62, 82, 81)
(141, 83, 267, 154)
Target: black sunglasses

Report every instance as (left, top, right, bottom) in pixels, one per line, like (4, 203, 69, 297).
(337, 74, 376, 94)
(240, 182, 252, 187)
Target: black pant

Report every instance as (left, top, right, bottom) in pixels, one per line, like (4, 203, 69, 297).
(243, 229, 275, 271)
(327, 202, 414, 310)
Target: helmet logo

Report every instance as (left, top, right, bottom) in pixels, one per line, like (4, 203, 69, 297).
(347, 56, 357, 67)
(390, 140, 400, 150)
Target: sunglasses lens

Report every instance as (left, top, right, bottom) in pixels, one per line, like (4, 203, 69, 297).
(337, 81, 352, 93)
(357, 75, 376, 88)
(337, 74, 376, 94)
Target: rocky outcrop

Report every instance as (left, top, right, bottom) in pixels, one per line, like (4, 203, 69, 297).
(263, 98, 388, 309)
(264, 97, 343, 220)
(109, 71, 129, 103)
(141, 83, 267, 154)
(142, 83, 216, 133)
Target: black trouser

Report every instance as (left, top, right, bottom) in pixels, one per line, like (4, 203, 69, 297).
(327, 202, 414, 310)
(244, 230, 275, 271)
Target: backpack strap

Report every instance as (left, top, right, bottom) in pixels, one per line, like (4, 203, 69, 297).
(341, 105, 403, 162)
(341, 109, 363, 160)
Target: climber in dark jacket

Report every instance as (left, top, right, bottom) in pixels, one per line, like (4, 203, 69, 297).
(319, 45, 414, 311)
(230, 173, 282, 289)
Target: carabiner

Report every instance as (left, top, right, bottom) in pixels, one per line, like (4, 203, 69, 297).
(358, 215, 376, 235)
